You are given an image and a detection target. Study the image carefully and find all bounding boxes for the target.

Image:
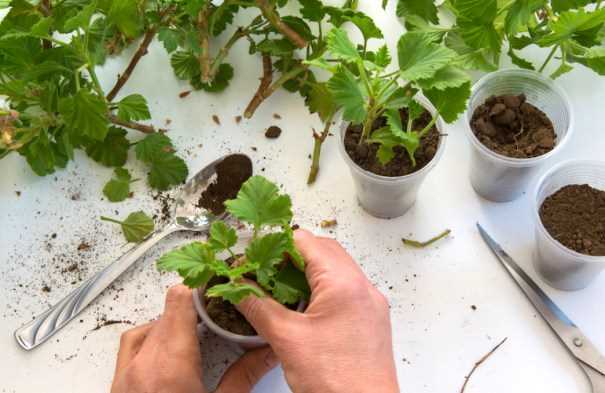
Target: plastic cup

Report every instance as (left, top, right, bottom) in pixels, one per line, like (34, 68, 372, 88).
(465, 69, 574, 202)
(339, 96, 447, 219)
(533, 160, 605, 291)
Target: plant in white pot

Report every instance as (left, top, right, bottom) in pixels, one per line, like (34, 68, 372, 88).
(157, 175, 309, 347)
(309, 28, 471, 218)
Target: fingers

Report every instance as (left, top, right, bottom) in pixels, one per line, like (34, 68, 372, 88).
(235, 285, 297, 340)
(115, 322, 155, 371)
(214, 347, 279, 393)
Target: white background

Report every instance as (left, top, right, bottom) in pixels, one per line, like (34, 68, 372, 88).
(1, 1, 604, 392)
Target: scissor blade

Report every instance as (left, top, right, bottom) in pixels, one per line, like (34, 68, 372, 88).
(477, 223, 605, 377)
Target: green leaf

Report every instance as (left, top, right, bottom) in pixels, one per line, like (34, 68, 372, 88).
(247, 232, 290, 289)
(344, 12, 383, 42)
(457, 19, 502, 53)
(284, 227, 305, 271)
(103, 167, 133, 202)
(577, 46, 605, 75)
(135, 133, 174, 163)
(305, 82, 338, 122)
(327, 66, 367, 124)
(208, 221, 237, 252)
(206, 282, 265, 304)
(148, 153, 188, 190)
(59, 90, 109, 141)
(300, 0, 325, 22)
(107, 0, 143, 38)
(117, 94, 151, 122)
(327, 28, 361, 63)
(30, 17, 53, 38)
(273, 262, 309, 304)
(505, 0, 544, 35)
(367, 126, 399, 165)
(398, 33, 457, 81)
(396, 0, 439, 24)
(158, 27, 180, 53)
(385, 109, 420, 164)
(20, 131, 56, 176)
(538, 9, 605, 47)
(374, 45, 392, 68)
(225, 176, 293, 230)
(551, 0, 593, 13)
(209, 3, 239, 36)
(424, 81, 471, 123)
(551, 61, 574, 78)
(456, 0, 497, 23)
(64, 1, 97, 32)
(256, 38, 296, 56)
(171, 51, 199, 80)
(84, 127, 129, 167)
(417, 65, 471, 90)
(193, 63, 234, 93)
(157, 242, 218, 288)
(508, 47, 535, 70)
(102, 211, 154, 243)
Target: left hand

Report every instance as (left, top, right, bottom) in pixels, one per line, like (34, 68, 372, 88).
(111, 285, 279, 393)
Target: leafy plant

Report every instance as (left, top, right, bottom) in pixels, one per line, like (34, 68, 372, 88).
(0, 0, 187, 190)
(101, 211, 155, 243)
(311, 27, 470, 166)
(157, 175, 309, 306)
(387, 0, 605, 79)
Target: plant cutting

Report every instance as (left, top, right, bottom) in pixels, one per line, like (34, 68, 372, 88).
(0, 0, 188, 194)
(310, 27, 471, 217)
(157, 175, 309, 343)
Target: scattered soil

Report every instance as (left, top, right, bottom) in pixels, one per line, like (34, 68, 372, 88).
(42, 285, 51, 293)
(197, 154, 253, 215)
(273, 113, 282, 120)
(77, 242, 91, 252)
(92, 317, 134, 331)
(344, 108, 440, 177)
(179, 90, 191, 98)
(265, 126, 282, 139)
(320, 219, 337, 228)
(470, 94, 556, 158)
(212, 115, 221, 125)
(235, 115, 242, 124)
(539, 184, 605, 256)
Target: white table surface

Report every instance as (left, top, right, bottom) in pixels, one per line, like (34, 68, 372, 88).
(1, 2, 605, 392)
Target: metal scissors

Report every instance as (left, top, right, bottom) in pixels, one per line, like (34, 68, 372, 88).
(477, 223, 605, 392)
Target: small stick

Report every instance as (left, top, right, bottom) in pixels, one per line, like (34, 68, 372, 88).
(459, 337, 508, 393)
(402, 229, 451, 248)
(108, 114, 159, 134)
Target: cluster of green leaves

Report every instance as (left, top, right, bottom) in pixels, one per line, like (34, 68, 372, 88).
(388, 0, 605, 79)
(0, 0, 187, 193)
(313, 27, 471, 165)
(158, 175, 309, 305)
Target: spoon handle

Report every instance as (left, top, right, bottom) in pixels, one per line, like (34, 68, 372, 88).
(14, 224, 181, 351)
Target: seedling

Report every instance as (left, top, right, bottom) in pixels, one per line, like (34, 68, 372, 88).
(157, 176, 309, 306)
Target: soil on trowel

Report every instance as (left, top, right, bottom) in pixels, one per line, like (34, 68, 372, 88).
(470, 94, 556, 158)
(344, 108, 440, 177)
(539, 184, 605, 256)
(197, 154, 252, 215)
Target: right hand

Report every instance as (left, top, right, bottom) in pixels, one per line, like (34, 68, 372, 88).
(236, 229, 399, 393)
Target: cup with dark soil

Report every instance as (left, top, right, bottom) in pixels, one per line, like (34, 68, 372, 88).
(533, 160, 605, 290)
(466, 69, 573, 202)
(339, 96, 446, 218)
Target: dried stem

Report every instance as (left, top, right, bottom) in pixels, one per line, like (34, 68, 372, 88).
(256, 0, 307, 48)
(402, 229, 451, 248)
(197, 5, 212, 84)
(459, 338, 508, 393)
(108, 114, 158, 134)
(307, 113, 335, 185)
(244, 55, 273, 118)
(106, 28, 157, 102)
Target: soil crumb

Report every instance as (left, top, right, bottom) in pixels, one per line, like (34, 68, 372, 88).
(212, 115, 221, 125)
(471, 94, 556, 158)
(179, 90, 191, 98)
(77, 242, 91, 252)
(320, 219, 337, 228)
(273, 113, 282, 120)
(265, 126, 282, 139)
(92, 318, 134, 331)
(540, 184, 605, 256)
(197, 154, 253, 215)
(235, 115, 242, 124)
(344, 108, 440, 177)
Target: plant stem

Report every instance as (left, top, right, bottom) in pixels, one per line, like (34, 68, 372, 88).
(100, 216, 122, 225)
(197, 5, 212, 84)
(87, 65, 104, 97)
(107, 27, 158, 102)
(307, 112, 335, 185)
(108, 114, 157, 134)
(256, 0, 307, 48)
(402, 229, 451, 248)
(418, 113, 439, 138)
(208, 27, 247, 79)
(538, 45, 559, 73)
(459, 338, 508, 393)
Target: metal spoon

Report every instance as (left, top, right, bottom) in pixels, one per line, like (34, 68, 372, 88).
(14, 154, 253, 351)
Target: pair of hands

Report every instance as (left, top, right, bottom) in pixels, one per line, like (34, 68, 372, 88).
(111, 229, 399, 393)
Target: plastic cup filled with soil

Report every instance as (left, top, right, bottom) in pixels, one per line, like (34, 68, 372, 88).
(339, 96, 446, 219)
(533, 160, 605, 291)
(465, 69, 573, 202)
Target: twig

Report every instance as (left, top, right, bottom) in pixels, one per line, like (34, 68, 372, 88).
(244, 55, 273, 118)
(197, 5, 212, 84)
(307, 113, 335, 185)
(256, 0, 307, 48)
(106, 28, 157, 102)
(459, 338, 508, 393)
(402, 229, 451, 248)
(108, 114, 158, 134)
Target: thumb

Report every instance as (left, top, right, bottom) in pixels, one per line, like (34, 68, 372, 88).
(214, 347, 279, 393)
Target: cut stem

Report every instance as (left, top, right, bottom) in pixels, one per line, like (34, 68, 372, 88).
(459, 338, 508, 393)
(100, 216, 123, 225)
(307, 112, 335, 185)
(256, 0, 307, 48)
(402, 229, 451, 248)
(108, 114, 157, 134)
(197, 5, 212, 84)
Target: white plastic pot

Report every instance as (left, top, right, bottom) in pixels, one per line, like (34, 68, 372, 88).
(533, 160, 605, 291)
(339, 96, 446, 219)
(465, 69, 574, 202)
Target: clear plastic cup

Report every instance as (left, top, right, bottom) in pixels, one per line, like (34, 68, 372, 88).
(533, 160, 605, 291)
(465, 69, 574, 202)
(339, 96, 447, 219)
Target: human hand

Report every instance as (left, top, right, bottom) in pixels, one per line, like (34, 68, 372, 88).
(236, 229, 399, 393)
(111, 285, 279, 393)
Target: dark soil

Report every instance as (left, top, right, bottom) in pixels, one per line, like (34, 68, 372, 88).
(344, 108, 440, 177)
(205, 275, 257, 336)
(265, 126, 282, 139)
(197, 154, 253, 215)
(540, 184, 605, 256)
(471, 94, 556, 158)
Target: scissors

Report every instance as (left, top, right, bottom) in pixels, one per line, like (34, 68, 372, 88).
(477, 223, 605, 392)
